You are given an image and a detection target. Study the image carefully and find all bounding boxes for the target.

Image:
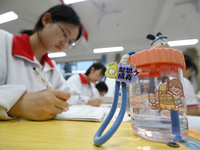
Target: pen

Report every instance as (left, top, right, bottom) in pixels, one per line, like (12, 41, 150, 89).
(33, 67, 54, 89)
(33, 68, 69, 112)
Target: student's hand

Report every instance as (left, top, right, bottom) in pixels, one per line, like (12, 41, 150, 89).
(7, 89, 71, 121)
(87, 98, 103, 107)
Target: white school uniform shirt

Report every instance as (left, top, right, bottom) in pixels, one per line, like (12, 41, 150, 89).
(0, 29, 71, 120)
(66, 73, 100, 105)
(183, 77, 199, 109)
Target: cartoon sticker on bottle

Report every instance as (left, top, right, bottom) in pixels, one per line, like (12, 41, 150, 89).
(105, 62, 141, 83)
(148, 78, 185, 111)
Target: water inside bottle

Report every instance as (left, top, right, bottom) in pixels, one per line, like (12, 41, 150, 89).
(130, 113, 188, 142)
(129, 77, 188, 142)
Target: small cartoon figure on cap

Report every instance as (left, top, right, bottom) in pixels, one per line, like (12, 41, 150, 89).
(146, 32, 170, 49)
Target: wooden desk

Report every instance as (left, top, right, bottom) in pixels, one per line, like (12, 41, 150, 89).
(0, 119, 198, 150)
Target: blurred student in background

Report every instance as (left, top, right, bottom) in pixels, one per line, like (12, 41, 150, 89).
(95, 81, 108, 96)
(66, 62, 106, 106)
(183, 54, 200, 116)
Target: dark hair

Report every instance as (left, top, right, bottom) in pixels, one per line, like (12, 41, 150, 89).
(85, 62, 106, 76)
(184, 54, 198, 74)
(21, 4, 82, 41)
(95, 81, 108, 93)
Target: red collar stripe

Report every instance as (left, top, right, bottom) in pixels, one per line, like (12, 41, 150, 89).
(12, 34, 54, 68)
(78, 73, 90, 85)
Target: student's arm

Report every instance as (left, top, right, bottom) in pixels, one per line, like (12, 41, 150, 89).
(0, 85, 26, 120)
(0, 85, 71, 121)
(65, 75, 89, 105)
(0, 30, 27, 120)
(87, 85, 102, 106)
(65, 75, 102, 106)
(87, 98, 102, 106)
(67, 94, 102, 106)
(67, 94, 89, 105)
(7, 89, 70, 120)
(187, 108, 200, 116)
(0, 79, 71, 121)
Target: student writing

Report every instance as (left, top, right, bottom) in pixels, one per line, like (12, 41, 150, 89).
(0, 4, 82, 121)
(66, 63, 106, 106)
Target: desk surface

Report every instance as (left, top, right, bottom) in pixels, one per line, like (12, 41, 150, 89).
(0, 119, 199, 150)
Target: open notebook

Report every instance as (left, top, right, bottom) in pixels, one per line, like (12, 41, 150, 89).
(55, 105, 130, 122)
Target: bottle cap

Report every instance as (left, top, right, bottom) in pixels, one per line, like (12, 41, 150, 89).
(129, 48, 186, 78)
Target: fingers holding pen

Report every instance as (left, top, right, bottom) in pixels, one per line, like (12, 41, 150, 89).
(54, 98, 69, 111)
(51, 89, 71, 100)
(44, 88, 70, 110)
(8, 88, 71, 121)
(32, 68, 71, 116)
(21, 89, 70, 119)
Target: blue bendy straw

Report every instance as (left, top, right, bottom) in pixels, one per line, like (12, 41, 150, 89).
(93, 51, 136, 146)
(93, 81, 127, 146)
(170, 110, 182, 142)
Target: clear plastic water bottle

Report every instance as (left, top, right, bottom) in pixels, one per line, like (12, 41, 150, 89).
(129, 33, 188, 143)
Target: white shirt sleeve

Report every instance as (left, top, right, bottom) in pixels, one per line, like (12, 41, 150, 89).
(0, 85, 26, 120)
(0, 30, 27, 120)
(183, 77, 198, 106)
(65, 74, 90, 105)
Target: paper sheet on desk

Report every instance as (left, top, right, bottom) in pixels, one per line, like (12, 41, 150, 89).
(55, 105, 130, 122)
(188, 115, 200, 130)
(104, 107, 131, 122)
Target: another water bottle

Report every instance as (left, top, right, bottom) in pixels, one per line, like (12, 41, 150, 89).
(129, 33, 188, 143)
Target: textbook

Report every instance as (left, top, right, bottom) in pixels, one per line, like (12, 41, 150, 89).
(55, 105, 130, 122)
(55, 105, 107, 122)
